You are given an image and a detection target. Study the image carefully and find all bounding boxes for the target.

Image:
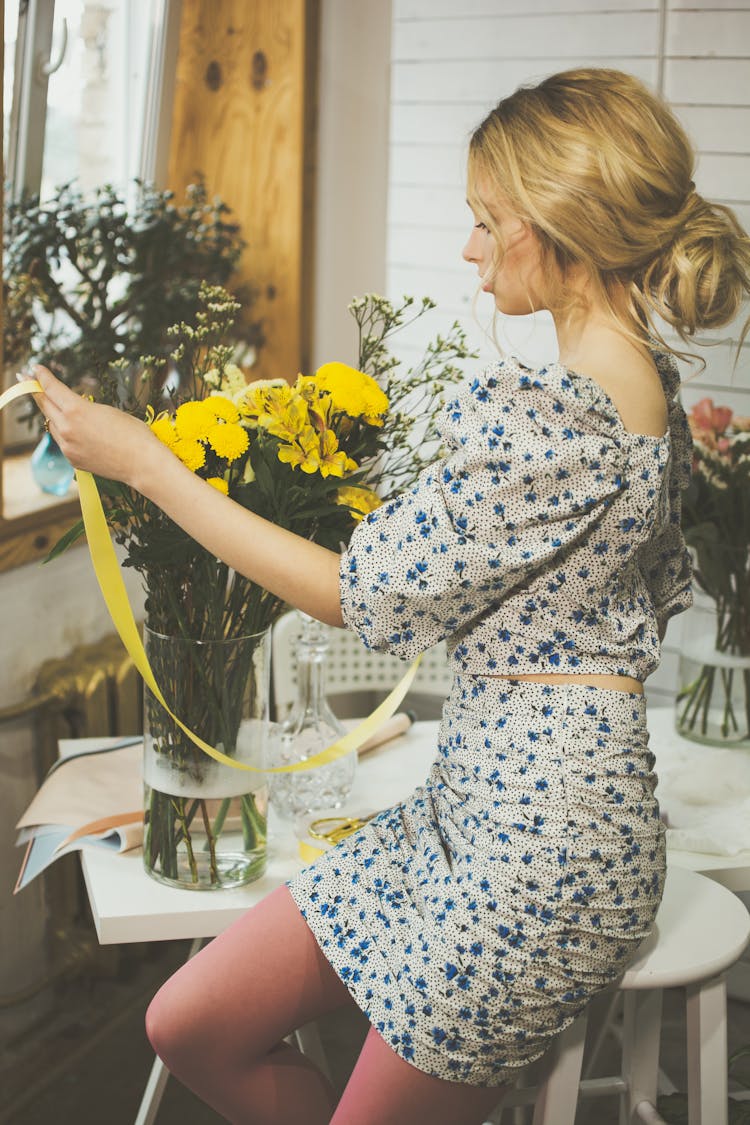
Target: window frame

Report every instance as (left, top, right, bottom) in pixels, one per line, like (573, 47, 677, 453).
(0, 0, 180, 571)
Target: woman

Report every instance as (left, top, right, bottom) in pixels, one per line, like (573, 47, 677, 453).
(36, 69, 750, 1124)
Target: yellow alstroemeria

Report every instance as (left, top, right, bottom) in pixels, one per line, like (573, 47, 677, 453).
(241, 382, 294, 428)
(336, 484, 381, 521)
(265, 396, 311, 442)
(277, 430, 322, 473)
(303, 429, 358, 478)
(206, 421, 250, 462)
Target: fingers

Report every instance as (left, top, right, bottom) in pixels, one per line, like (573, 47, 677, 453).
(33, 365, 71, 408)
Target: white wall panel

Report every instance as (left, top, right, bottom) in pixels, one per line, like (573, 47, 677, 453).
(674, 106, 750, 155)
(389, 188, 467, 232)
(666, 9, 750, 56)
(664, 59, 750, 104)
(390, 143, 467, 187)
(396, 0, 658, 16)
(696, 153, 750, 202)
(392, 57, 658, 103)
(390, 102, 491, 145)
(386, 2, 750, 705)
(393, 12, 658, 61)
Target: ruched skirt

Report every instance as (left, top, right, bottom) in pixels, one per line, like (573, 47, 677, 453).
(287, 676, 666, 1086)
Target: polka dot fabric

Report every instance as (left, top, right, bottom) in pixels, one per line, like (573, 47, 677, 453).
(338, 349, 693, 679)
(288, 677, 665, 1085)
(288, 350, 690, 1086)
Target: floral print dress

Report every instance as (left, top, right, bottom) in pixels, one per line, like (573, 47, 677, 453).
(287, 351, 693, 1086)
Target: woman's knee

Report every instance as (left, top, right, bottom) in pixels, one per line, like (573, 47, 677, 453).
(145, 972, 206, 1071)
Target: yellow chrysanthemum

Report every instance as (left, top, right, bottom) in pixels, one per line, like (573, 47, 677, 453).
(207, 477, 229, 494)
(206, 394, 240, 424)
(173, 437, 206, 472)
(311, 362, 389, 422)
(336, 485, 381, 521)
(149, 416, 178, 450)
(175, 399, 215, 442)
(206, 421, 250, 462)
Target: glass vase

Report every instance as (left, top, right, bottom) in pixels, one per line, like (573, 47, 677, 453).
(269, 612, 356, 819)
(143, 625, 270, 890)
(675, 573, 750, 747)
(30, 432, 75, 496)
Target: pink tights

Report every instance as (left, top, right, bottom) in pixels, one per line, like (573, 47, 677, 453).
(146, 885, 506, 1124)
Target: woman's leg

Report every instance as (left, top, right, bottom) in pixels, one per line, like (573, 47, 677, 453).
(332, 1026, 508, 1125)
(146, 884, 353, 1125)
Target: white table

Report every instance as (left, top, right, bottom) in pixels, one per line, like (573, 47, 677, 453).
(81, 706, 750, 947)
(73, 706, 750, 1124)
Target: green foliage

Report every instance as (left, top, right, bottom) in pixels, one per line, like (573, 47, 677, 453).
(349, 293, 477, 498)
(3, 179, 262, 394)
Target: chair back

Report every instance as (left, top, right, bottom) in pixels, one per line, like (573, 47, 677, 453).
(271, 611, 452, 716)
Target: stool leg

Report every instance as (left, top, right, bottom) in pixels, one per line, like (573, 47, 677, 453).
(620, 988, 662, 1125)
(532, 1013, 588, 1125)
(685, 974, 728, 1125)
(294, 1020, 333, 1084)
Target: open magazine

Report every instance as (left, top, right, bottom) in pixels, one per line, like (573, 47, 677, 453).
(15, 736, 144, 892)
(14, 713, 416, 892)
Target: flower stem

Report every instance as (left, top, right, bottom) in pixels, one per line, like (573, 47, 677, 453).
(199, 800, 219, 884)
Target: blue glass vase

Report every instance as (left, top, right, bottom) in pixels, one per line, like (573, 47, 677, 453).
(30, 432, 75, 496)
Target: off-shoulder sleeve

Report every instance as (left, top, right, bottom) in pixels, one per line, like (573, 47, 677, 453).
(636, 369, 694, 636)
(338, 370, 630, 659)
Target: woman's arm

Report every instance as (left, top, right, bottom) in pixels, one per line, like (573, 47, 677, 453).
(34, 367, 345, 627)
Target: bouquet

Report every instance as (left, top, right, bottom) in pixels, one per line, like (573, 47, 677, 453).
(678, 396, 750, 741)
(52, 283, 474, 886)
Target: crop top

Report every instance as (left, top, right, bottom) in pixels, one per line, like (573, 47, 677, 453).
(338, 349, 694, 681)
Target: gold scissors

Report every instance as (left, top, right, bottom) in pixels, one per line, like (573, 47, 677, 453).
(308, 812, 376, 845)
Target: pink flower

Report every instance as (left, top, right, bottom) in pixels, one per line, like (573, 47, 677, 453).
(690, 397, 733, 437)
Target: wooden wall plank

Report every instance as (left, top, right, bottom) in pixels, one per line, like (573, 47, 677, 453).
(167, 0, 319, 381)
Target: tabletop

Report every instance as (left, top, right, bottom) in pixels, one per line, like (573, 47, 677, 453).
(79, 705, 750, 944)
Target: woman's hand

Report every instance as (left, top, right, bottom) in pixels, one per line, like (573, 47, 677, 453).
(32, 366, 164, 488)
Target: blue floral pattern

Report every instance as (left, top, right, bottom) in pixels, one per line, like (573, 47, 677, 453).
(339, 350, 693, 677)
(288, 350, 691, 1085)
(289, 679, 665, 1084)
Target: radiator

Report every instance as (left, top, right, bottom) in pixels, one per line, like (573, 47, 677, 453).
(1, 632, 142, 981)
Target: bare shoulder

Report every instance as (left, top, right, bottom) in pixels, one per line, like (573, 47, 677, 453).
(573, 338, 669, 438)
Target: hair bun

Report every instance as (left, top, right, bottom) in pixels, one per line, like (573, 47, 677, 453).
(643, 195, 750, 338)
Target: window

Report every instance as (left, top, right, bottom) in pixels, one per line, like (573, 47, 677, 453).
(1, 0, 179, 563)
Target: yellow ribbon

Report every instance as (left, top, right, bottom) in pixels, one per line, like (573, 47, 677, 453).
(1, 380, 422, 773)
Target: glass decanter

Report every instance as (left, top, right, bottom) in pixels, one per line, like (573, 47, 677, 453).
(270, 612, 356, 818)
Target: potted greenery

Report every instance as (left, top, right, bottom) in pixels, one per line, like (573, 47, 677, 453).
(3, 178, 262, 454)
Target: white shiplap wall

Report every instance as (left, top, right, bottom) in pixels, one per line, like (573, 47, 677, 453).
(386, 0, 750, 704)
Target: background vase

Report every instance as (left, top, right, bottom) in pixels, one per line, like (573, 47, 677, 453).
(30, 431, 75, 495)
(269, 611, 356, 818)
(675, 548, 750, 747)
(143, 625, 270, 890)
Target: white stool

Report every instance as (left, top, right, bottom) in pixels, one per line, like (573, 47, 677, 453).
(489, 866, 750, 1125)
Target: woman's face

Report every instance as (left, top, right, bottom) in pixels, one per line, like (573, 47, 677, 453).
(463, 182, 546, 315)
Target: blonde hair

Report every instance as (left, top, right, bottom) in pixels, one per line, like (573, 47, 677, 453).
(468, 68, 750, 356)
